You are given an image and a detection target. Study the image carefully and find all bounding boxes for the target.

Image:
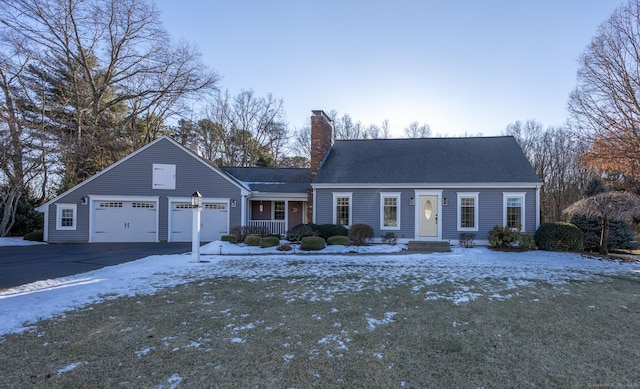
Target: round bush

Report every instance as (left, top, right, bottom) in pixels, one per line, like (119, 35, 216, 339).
(260, 236, 280, 248)
(244, 235, 262, 247)
(534, 222, 583, 252)
(220, 235, 237, 244)
(300, 236, 326, 251)
(348, 223, 374, 246)
(315, 224, 348, 240)
(327, 235, 350, 246)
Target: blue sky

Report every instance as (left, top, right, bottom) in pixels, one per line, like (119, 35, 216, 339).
(154, 0, 623, 137)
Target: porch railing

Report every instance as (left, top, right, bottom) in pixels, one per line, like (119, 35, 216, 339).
(248, 220, 287, 236)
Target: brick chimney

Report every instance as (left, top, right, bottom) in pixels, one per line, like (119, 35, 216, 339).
(307, 110, 333, 223)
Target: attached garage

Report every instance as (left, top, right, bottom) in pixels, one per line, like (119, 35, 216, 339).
(91, 197, 158, 243)
(169, 199, 229, 242)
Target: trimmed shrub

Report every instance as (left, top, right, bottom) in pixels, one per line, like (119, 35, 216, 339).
(459, 232, 475, 248)
(349, 223, 374, 246)
(260, 236, 280, 248)
(327, 235, 350, 246)
(488, 226, 521, 249)
(381, 232, 397, 246)
(286, 223, 316, 242)
(300, 236, 326, 251)
(519, 232, 536, 251)
(23, 230, 43, 242)
(570, 214, 638, 252)
(277, 243, 293, 251)
(220, 235, 237, 244)
(314, 224, 348, 240)
(534, 222, 583, 252)
(244, 235, 262, 246)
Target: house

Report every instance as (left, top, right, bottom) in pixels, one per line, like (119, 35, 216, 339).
(37, 110, 541, 245)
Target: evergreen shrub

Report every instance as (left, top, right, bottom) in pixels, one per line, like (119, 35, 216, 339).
(300, 236, 326, 251)
(534, 222, 583, 252)
(327, 235, 350, 246)
(314, 224, 348, 240)
(488, 226, 521, 249)
(23, 230, 44, 242)
(244, 235, 262, 246)
(260, 236, 280, 248)
(220, 235, 237, 244)
(570, 214, 638, 251)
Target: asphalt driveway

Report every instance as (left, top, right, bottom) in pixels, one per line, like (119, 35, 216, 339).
(0, 242, 191, 290)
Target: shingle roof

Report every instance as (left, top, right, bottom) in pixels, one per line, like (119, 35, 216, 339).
(220, 167, 310, 194)
(313, 136, 540, 184)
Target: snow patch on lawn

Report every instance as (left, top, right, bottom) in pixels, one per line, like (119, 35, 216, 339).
(57, 361, 86, 376)
(0, 245, 638, 337)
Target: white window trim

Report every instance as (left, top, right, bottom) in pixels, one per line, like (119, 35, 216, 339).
(332, 192, 352, 227)
(457, 192, 479, 232)
(56, 203, 77, 230)
(380, 192, 401, 230)
(503, 192, 526, 232)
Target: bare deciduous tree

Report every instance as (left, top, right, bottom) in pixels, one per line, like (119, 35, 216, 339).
(568, 0, 640, 188)
(404, 121, 432, 138)
(505, 120, 590, 222)
(0, 0, 219, 190)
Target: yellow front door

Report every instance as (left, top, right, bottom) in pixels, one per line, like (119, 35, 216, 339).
(418, 195, 438, 237)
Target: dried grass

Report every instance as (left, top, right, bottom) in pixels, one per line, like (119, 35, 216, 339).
(1, 273, 639, 388)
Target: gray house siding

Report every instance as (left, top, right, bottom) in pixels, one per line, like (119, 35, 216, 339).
(315, 186, 538, 244)
(45, 138, 243, 243)
(441, 188, 538, 243)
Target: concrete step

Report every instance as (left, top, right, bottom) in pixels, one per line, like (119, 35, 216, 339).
(407, 240, 451, 253)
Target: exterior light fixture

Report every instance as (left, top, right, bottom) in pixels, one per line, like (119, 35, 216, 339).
(409, 197, 415, 206)
(443, 197, 448, 206)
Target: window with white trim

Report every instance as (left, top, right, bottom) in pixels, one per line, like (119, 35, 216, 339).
(56, 204, 77, 230)
(273, 201, 285, 220)
(503, 192, 526, 231)
(380, 192, 400, 230)
(457, 192, 479, 231)
(333, 193, 352, 227)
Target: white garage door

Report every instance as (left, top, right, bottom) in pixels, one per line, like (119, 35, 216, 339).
(93, 201, 157, 242)
(170, 202, 228, 242)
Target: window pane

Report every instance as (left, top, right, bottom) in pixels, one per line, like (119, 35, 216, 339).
(336, 197, 350, 226)
(383, 197, 397, 227)
(506, 197, 522, 229)
(274, 201, 285, 220)
(460, 197, 475, 228)
(61, 208, 74, 227)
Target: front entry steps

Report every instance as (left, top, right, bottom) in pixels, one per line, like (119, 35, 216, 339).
(407, 240, 451, 253)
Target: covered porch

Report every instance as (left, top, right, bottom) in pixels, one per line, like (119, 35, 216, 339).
(247, 198, 308, 236)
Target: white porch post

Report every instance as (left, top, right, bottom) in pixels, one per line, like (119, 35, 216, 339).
(191, 191, 203, 263)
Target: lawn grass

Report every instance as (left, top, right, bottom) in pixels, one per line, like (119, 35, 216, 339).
(1, 271, 639, 388)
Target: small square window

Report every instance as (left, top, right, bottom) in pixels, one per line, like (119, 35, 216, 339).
(56, 204, 77, 230)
